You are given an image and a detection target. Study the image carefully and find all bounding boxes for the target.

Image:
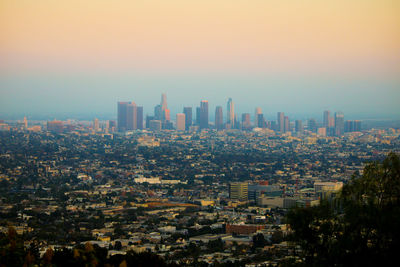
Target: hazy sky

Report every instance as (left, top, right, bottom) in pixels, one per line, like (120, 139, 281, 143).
(1, 0, 399, 120)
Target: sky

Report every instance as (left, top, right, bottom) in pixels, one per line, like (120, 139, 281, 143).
(0, 0, 399, 120)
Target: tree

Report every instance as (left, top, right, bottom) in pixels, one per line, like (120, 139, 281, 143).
(287, 152, 400, 267)
(207, 238, 224, 253)
(252, 233, 266, 248)
(114, 241, 122, 251)
(0, 226, 26, 267)
(270, 230, 283, 244)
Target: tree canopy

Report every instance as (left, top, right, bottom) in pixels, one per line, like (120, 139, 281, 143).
(287, 152, 400, 266)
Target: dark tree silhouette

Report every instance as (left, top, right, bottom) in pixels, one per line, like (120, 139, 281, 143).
(287, 152, 400, 267)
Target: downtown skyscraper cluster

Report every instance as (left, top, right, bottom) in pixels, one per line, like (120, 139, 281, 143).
(117, 94, 361, 136)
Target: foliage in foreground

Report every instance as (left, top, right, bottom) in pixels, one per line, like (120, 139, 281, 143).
(0, 229, 175, 267)
(287, 152, 400, 267)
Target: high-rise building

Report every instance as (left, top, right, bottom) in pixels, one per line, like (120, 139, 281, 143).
(118, 101, 129, 131)
(164, 109, 170, 122)
(215, 106, 223, 130)
(149, 120, 162, 131)
(229, 182, 248, 201)
(323, 110, 330, 127)
(93, 118, 99, 132)
(154, 93, 168, 122)
(108, 120, 116, 132)
(295, 120, 303, 133)
(242, 113, 251, 130)
(284, 116, 290, 132)
(329, 117, 335, 127)
(164, 121, 173, 130)
(199, 100, 209, 129)
(308, 118, 317, 133)
(277, 112, 285, 132)
(154, 105, 162, 120)
(354, 120, 361, 132)
(196, 107, 201, 125)
(254, 107, 262, 127)
(344, 120, 362, 132)
(161, 93, 167, 110)
(137, 106, 143, 130)
(118, 101, 141, 131)
(126, 102, 137, 130)
(176, 113, 185, 131)
(183, 107, 192, 130)
(344, 120, 353, 132)
(335, 112, 344, 136)
(257, 114, 265, 128)
(227, 98, 235, 127)
(270, 121, 277, 131)
(145, 115, 154, 129)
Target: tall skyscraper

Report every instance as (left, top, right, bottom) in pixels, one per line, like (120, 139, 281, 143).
(117, 101, 141, 131)
(126, 102, 137, 130)
(345, 120, 353, 132)
(295, 120, 303, 133)
(196, 107, 201, 125)
(154, 105, 162, 120)
(215, 106, 223, 130)
(257, 114, 265, 128)
(277, 112, 285, 132)
(254, 107, 262, 127)
(183, 107, 192, 130)
(199, 100, 209, 129)
(242, 113, 251, 130)
(323, 110, 330, 127)
(176, 113, 185, 131)
(354, 120, 362, 132)
(344, 120, 362, 132)
(329, 117, 335, 127)
(154, 93, 168, 122)
(137, 106, 143, 130)
(161, 93, 167, 110)
(164, 109, 170, 121)
(118, 101, 129, 131)
(108, 120, 116, 132)
(335, 112, 344, 136)
(284, 116, 290, 132)
(227, 98, 235, 127)
(308, 118, 317, 132)
(146, 115, 154, 129)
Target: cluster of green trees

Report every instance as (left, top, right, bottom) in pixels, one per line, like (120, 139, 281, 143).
(287, 152, 400, 266)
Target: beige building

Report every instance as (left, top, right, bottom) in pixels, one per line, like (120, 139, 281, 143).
(176, 113, 186, 131)
(229, 182, 248, 201)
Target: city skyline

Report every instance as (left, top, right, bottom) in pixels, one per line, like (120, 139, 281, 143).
(1, 76, 399, 121)
(0, 1, 399, 120)
(108, 93, 362, 136)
